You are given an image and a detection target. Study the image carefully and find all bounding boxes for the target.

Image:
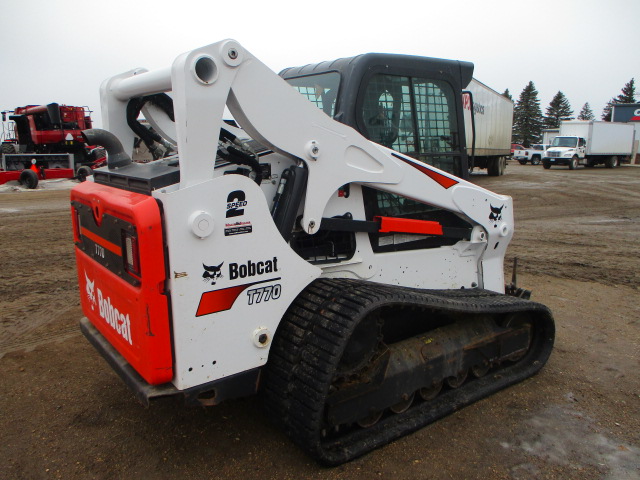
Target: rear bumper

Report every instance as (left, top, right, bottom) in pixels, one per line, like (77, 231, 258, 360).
(81, 317, 261, 407)
(80, 317, 178, 407)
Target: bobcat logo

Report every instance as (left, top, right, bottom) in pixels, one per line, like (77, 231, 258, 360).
(202, 262, 224, 285)
(489, 204, 504, 224)
(85, 272, 97, 310)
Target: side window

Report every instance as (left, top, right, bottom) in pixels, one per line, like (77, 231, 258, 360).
(413, 79, 459, 153)
(578, 138, 585, 147)
(361, 75, 416, 153)
(361, 74, 462, 176)
(286, 72, 340, 117)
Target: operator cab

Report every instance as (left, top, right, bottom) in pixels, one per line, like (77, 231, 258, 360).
(280, 53, 474, 179)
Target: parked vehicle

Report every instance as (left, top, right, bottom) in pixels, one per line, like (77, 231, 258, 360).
(543, 121, 636, 169)
(513, 144, 548, 165)
(1, 103, 105, 188)
(462, 79, 514, 176)
(541, 129, 559, 146)
(511, 143, 524, 155)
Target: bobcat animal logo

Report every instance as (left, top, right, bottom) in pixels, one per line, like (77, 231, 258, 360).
(85, 272, 96, 310)
(489, 204, 504, 223)
(202, 262, 224, 285)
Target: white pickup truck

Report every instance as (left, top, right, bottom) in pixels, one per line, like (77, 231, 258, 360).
(513, 144, 548, 165)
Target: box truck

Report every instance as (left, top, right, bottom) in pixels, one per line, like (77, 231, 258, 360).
(463, 79, 514, 175)
(543, 121, 636, 169)
(542, 128, 560, 146)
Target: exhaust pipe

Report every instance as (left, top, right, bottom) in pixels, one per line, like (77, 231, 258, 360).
(82, 129, 132, 169)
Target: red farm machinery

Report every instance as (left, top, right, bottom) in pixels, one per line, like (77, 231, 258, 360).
(1, 103, 106, 188)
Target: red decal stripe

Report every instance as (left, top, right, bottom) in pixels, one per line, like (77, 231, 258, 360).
(393, 154, 459, 189)
(196, 278, 281, 317)
(375, 216, 444, 235)
(81, 227, 122, 256)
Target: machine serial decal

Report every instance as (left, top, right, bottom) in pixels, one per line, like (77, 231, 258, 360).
(225, 220, 253, 236)
(391, 153, 459, 189)
(226, 190, 247, 218)
(84, 271, 133, 345)
(196, 277, 282, 316)
(489, 204, 504, 224)
(202, 262, 224, 285)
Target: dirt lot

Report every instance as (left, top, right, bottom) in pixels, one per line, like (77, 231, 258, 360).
(1, 164, 639, 480)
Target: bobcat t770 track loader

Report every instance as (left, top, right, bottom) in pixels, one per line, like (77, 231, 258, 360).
(71, 40, 554, 465)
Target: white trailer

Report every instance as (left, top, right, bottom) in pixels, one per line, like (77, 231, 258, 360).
(543, 120, 636, 169)
(463, 79, 514, 176)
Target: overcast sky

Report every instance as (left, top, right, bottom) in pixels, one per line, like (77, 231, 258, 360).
(1, 0, 638, 128)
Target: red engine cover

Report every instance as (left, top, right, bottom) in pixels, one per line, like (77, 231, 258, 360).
(71, 181, 173, 385)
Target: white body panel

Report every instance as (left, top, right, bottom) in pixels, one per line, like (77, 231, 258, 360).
(154, 175, 319, 389)
(559, 121, 635, 155)
(463, 79, 513, 157)
(99, 40, 515, 390)
(542, 129, 560, 146)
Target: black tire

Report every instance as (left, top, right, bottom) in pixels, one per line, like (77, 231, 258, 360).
(76, 165, 93, 182)
(605, 156, 619, 168)
(518, 160, 527, 165)
(531, 155, 541, 166)
(543, 161, 551, 170)
(487, 157, 505, 176)
(569, 156, 578, 170)
(19, 169, 39, 189)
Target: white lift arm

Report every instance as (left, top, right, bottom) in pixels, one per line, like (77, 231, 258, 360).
(99, 39, 513, 291)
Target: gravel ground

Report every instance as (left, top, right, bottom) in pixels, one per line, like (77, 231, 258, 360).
(1, 163, 638, 479)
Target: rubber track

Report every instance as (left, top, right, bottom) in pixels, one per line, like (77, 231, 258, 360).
(263, 278, 554, 465)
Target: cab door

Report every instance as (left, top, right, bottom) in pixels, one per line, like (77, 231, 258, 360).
(358, 73, 465, 178)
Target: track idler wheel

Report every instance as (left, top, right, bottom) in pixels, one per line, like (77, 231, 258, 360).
(445, 369, 468, 389)
(419, 380, 443, 401)
(357, 410, 383, 428)
(471, 362, 491, 378)
(390, 392, 415, 414)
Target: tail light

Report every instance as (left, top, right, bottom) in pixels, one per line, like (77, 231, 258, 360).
(73, 208, 82, 243)
(123, 232, 141, 277)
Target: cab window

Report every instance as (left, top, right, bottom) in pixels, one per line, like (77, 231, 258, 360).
(360, 74, 462, 176)
(286, 72, 340, 117)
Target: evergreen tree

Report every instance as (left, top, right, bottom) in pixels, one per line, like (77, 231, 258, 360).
(618, 78, 637, 103)
(577, 102, 595, 121)
(544, 91, 574, 128)
(513, 81, 544, 146)
(602, 78, 636, 121)
(602, 102, 613, 121)
(502, 89, 513, 101)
